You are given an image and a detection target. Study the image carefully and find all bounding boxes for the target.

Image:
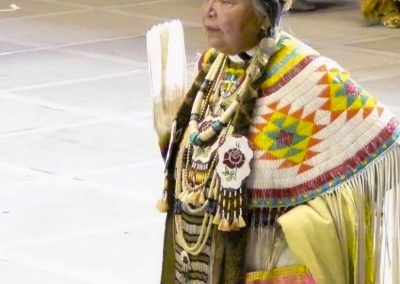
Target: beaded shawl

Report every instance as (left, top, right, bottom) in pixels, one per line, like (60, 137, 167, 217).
(245, 35, 400, 208)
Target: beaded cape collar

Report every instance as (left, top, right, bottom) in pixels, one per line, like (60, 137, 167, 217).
(245, 34, 400, 208)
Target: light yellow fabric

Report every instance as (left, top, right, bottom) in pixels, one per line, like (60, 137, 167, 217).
(278, 197, 346, 284)
(338, 188, 357, 283)
(329, 186, 375, 284)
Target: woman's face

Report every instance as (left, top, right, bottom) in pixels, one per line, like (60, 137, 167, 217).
(202, 0, 265, 55)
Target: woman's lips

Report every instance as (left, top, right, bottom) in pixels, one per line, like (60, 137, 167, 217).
(205, 26, 220, 33)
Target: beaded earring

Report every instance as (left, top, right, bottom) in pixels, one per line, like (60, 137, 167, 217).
(260, 23, 278, 57)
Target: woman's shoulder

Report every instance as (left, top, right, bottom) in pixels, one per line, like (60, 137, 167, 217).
(259, 32, 355, 91)
(275, 31, 320, 58)
(272, 31, 356, 75)
(257, 32, 320, 90)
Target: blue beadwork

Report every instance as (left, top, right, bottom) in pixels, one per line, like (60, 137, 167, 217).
(189, 132, 203, 146)
(211, 121, 224, 133)
(206, 199, 217, 215)
(174, 200, 182, 214)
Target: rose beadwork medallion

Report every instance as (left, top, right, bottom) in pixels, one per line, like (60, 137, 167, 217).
(216, 135, 253, 190)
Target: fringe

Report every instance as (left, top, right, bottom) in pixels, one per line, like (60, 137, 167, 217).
(245, 143, 400, 283)
(323, 143, 400, 284)
(247, 209, 286, 271)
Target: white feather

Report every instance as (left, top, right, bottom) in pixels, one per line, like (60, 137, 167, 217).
(147, 20, 187, 138)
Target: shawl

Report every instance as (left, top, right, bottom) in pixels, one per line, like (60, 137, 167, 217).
(246, 34, 400, 208)
(159, 33, 400, 283)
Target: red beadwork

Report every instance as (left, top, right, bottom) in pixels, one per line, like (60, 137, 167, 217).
(278, 129, 294, 146)
(345, 81, 359, 96)
(223, 148, 246, 169)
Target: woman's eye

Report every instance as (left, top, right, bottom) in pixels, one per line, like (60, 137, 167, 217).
(220, 0, 233, 6)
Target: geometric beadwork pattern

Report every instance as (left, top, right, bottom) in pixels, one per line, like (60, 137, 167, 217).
(251, 66, 383, 176)
(319, 67, 378, 122)
(245, 33, 400, 209)
(251, 103, 323, 174)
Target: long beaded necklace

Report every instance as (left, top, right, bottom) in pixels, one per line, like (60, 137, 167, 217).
(174, 54, 251, 262)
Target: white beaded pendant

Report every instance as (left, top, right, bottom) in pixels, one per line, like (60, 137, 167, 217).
(216, 135, 253, 190)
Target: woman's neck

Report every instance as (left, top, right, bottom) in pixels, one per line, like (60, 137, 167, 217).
(228, 47, 257, 64)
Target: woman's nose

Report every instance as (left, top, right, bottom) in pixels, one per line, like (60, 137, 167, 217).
(203, 0, 217, 19)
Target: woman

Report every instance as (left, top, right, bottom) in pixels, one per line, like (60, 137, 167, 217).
(155, 0, 400, 283)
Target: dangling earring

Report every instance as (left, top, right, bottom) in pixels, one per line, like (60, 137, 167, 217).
(260, 36, 277, 56)
(246, 24, 277, 82)
(259, 24, 277, 56)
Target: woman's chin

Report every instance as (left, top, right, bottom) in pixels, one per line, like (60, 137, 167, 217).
(206, 41, 234, 55)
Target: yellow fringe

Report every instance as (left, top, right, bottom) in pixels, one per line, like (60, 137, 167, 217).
(213, 212, 222, 225)
(156, 198, 169, 213)
(238, 215, 246, 228)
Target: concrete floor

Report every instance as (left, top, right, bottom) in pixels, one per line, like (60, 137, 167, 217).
(0, 0, 399, 283)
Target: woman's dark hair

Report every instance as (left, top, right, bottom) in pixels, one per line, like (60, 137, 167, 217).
(252, 0, 285, 38)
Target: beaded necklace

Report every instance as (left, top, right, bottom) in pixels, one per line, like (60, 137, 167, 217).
(188, 58, 243, 147)
(174, 54, 252, 263)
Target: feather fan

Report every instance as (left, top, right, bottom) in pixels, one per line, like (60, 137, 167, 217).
(146, 20, 187, 139)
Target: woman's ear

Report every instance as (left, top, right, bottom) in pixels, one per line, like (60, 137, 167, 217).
(260, 16, 271, 37)
(261, 18, 270, 31)
(252, 4, 268, 27)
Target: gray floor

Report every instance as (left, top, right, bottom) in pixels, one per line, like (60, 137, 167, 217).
(0, 0, 399, 283)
